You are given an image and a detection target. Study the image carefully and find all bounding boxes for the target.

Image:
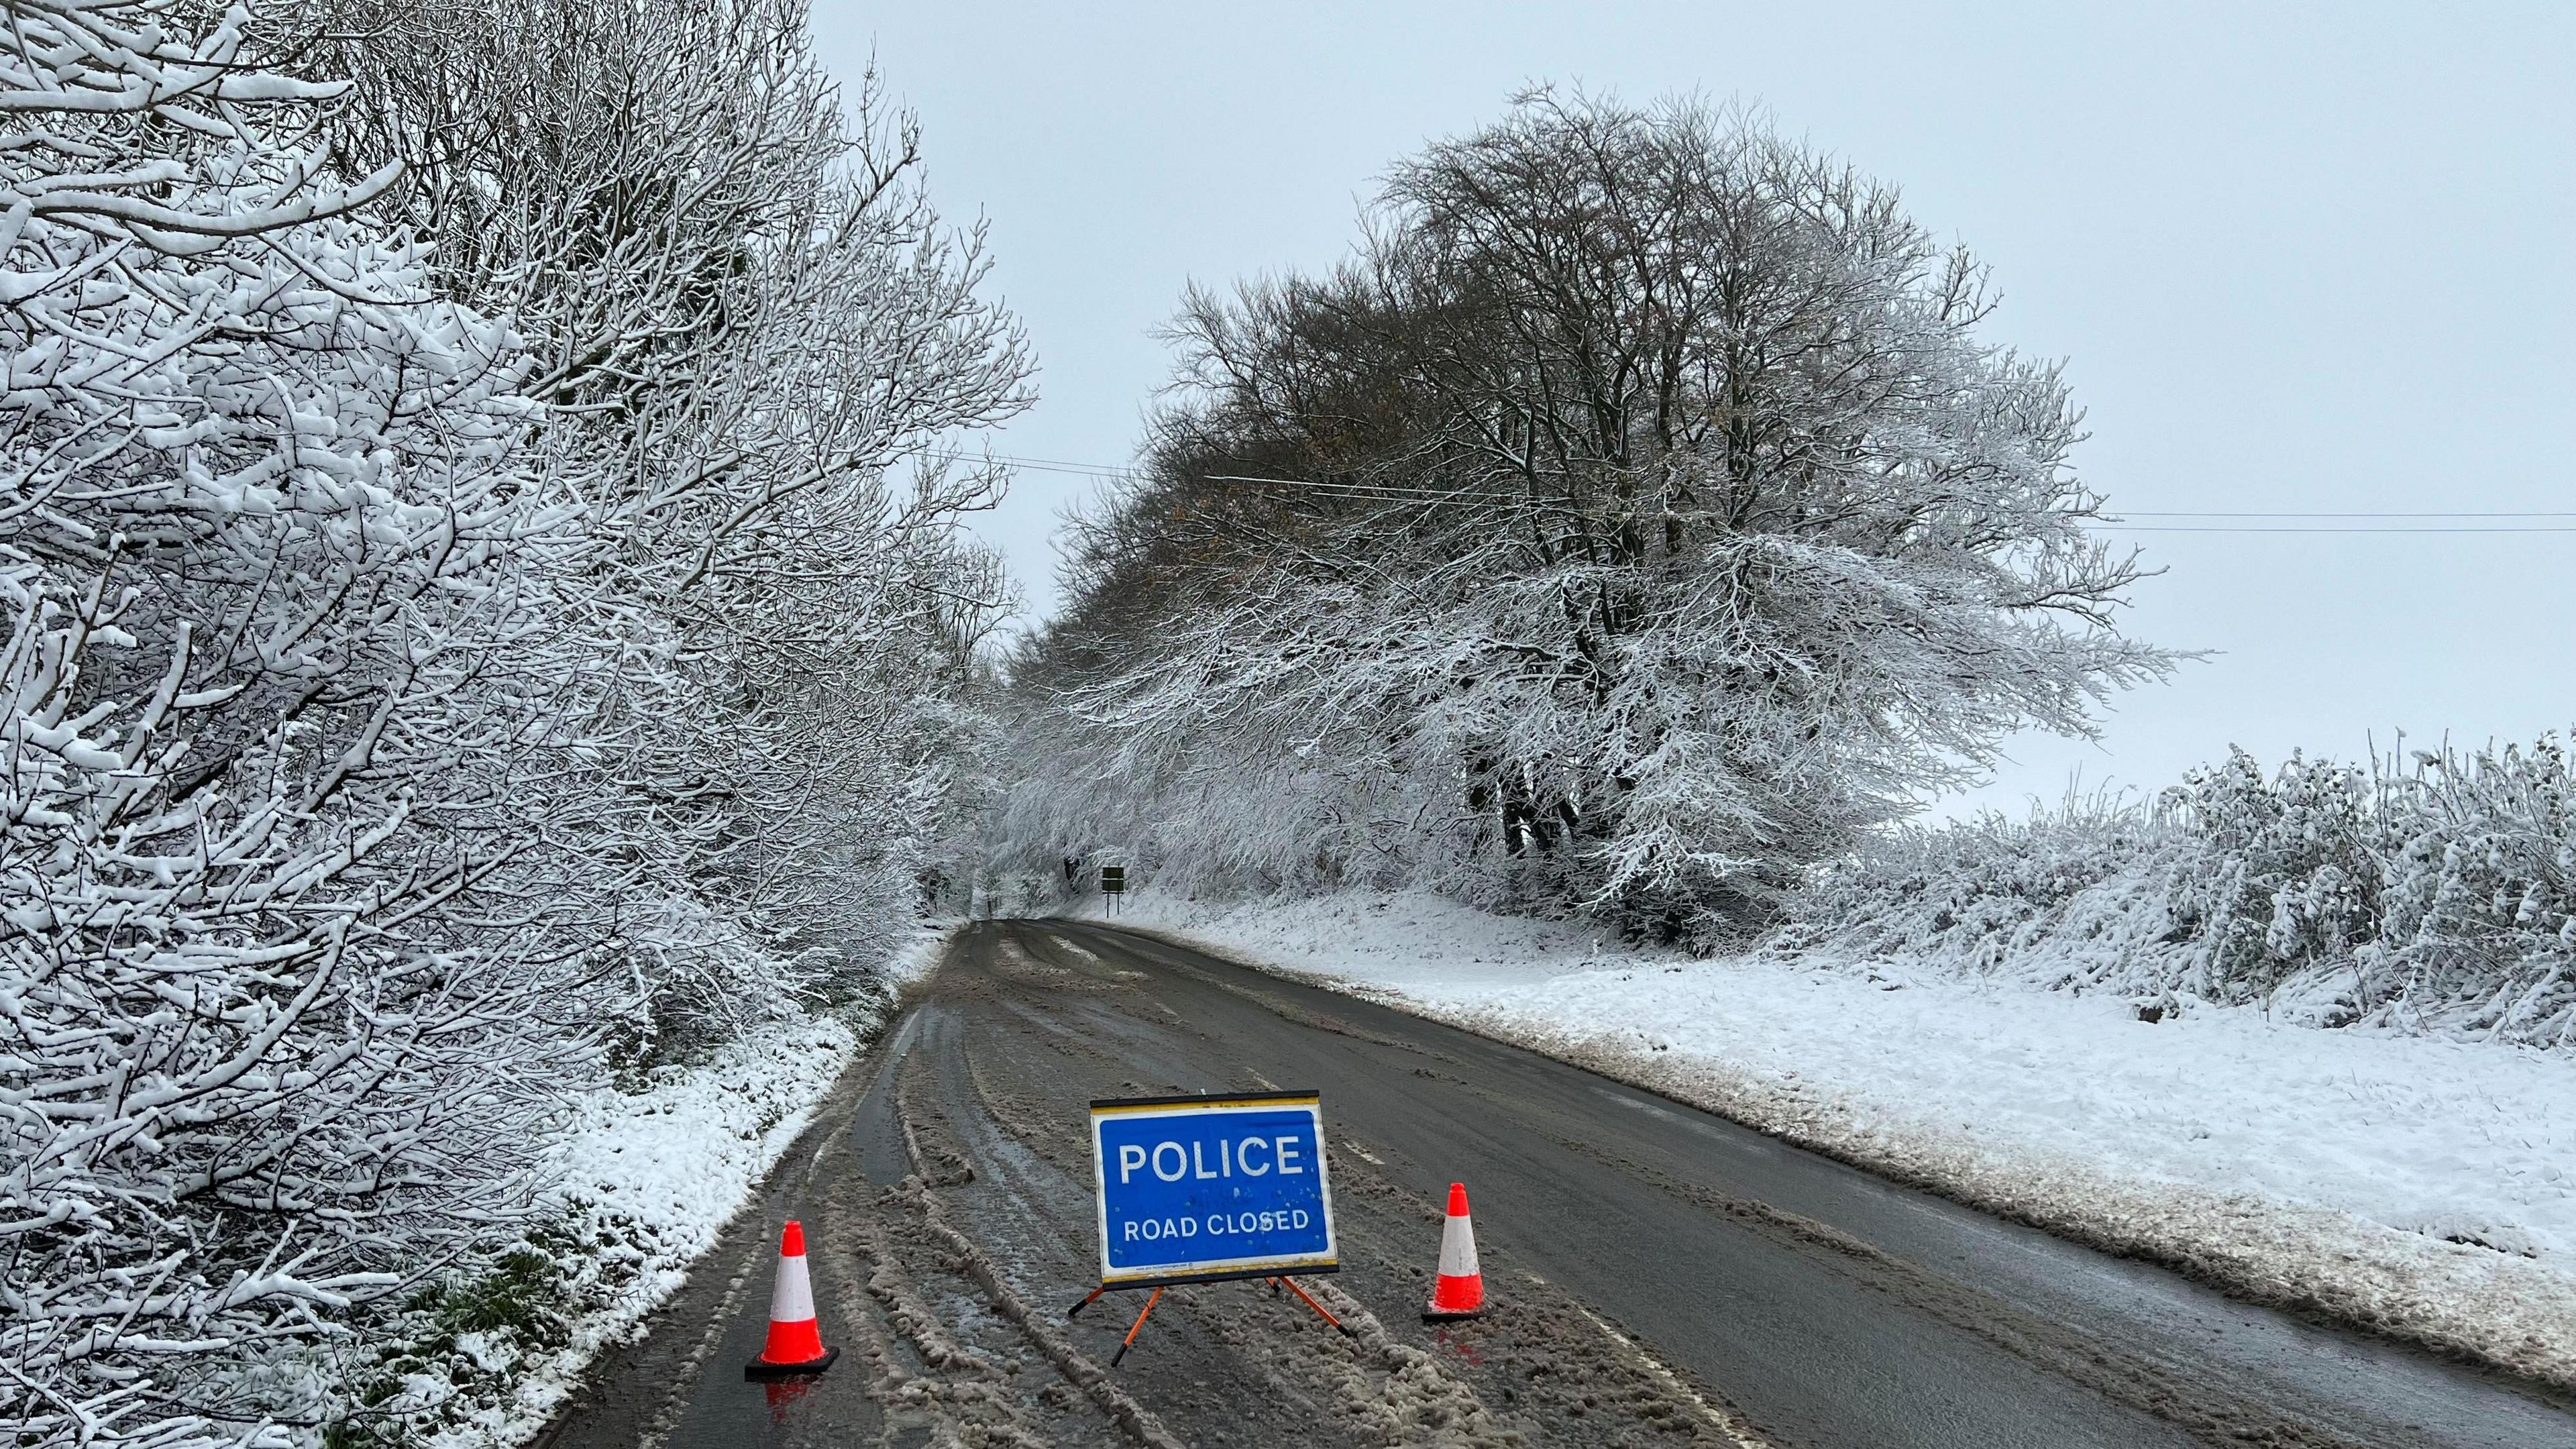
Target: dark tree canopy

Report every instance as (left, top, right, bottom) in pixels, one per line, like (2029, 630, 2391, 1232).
(1007, 92, 2171, 939)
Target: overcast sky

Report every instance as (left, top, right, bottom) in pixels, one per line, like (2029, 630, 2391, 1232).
(808, 1, 2573, 815)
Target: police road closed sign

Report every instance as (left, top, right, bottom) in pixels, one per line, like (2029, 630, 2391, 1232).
(1089, 1091, 1337, 1287)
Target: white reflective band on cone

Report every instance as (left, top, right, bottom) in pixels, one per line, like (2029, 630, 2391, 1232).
(769, 1249, 816, 1324)
(1438, 1210, 1480, 1279)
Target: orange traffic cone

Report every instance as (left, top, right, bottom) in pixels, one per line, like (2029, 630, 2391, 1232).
(1422, 1182, 1488, 1320)
(745, 1220, 841, 1379)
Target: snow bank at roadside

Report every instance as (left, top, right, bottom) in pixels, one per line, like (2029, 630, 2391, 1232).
(422, 923, 955, 1448)
(1116, 890, 2576, 1387)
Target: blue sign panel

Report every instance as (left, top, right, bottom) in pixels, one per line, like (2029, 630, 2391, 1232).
(1089, 1091, 1338, 1287)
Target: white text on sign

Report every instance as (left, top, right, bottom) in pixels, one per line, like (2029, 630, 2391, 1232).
(1114, 1136, 1306, 1183)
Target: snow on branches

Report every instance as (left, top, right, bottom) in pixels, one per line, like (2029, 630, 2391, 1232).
(3, 1, 1025, 1440)
(0, 1, 584, 1439)
(317, 0, 1032, 1030)
(1006, 93, 2172, 940)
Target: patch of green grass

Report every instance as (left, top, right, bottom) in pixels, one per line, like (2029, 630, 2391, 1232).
(325, 1228, 587, 1446)
(424, 1246, 573, 1348)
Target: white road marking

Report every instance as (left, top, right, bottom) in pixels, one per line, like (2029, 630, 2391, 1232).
(1565, 1296, 1778, 1448)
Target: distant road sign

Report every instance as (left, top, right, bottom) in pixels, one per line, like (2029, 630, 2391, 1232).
(1089, 1091, 1337, 1287)
(1100, 865, 1126, 894)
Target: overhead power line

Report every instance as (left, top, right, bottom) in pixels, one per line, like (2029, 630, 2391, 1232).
(2097, 525, 2576, 534)
(987, 455, 2573, 535)
(2116, 510, 2576, 519)
(993, 455, 1133, 478)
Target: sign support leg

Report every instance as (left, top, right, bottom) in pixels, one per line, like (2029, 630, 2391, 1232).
(1277, 1275, 1354, 1336)
(1087, 1089, 1339, 1368)
(1110, 1286, 1164, 1366)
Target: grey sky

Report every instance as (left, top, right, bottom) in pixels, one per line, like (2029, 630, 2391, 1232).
(808, 1, 2574, 815)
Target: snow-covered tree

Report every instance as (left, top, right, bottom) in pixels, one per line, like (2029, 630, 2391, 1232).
(0, 2, 596, 1438)
(1007, 93, 2172, 938)
(315, 0, 1032, 1034)
(3, 1, 1031, 1439)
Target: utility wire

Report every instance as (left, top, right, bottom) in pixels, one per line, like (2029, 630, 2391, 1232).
(989, 455, 2573, 535)
(2098, 525, 2576, 534)
(2116, 510, 2576, 519)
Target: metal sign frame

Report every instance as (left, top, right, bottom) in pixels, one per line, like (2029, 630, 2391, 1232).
(1087, 1090, 1339, 1289)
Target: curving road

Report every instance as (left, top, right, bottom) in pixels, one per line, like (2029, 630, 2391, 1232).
(539, 920, 2576, 1448)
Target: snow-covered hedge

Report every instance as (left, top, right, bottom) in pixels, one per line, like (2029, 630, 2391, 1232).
(1775, 739, 2576, 1047)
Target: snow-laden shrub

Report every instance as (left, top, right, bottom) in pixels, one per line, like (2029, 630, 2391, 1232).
(1773, 738, 2576, 1047)
(2167, 749, 2382, 1006)
(1770, 792, 2198, 998)
(2361, 739, 2576, 1044)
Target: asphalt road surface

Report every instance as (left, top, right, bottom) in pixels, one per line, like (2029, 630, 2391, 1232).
(539, 920, 2576, 1448)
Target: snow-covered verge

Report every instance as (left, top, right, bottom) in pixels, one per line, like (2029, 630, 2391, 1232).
(408, 1015, 857, 1448)
(364, 926, 953, 1449)
(1114, 890, 2576, 1389)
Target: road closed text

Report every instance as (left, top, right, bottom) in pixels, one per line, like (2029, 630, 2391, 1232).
(1121, 1207, 1315, 1242)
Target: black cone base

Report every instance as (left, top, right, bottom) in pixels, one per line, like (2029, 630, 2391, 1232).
(745, 1345, 841, 1380)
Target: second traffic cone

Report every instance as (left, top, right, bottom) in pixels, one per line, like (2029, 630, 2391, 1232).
(745, 1220, 841, 1379)
(1422, 1182, 1488, 1320)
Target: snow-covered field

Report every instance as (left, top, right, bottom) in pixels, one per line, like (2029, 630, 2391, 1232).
(1116, 890, 2576, 1387)
(424, 925, 953, 1449)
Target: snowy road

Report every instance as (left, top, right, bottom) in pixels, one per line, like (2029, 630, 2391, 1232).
(537, 922, 2576, 1448)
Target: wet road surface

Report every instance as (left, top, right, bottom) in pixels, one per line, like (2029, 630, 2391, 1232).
(537, 920, 2576, 1448)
